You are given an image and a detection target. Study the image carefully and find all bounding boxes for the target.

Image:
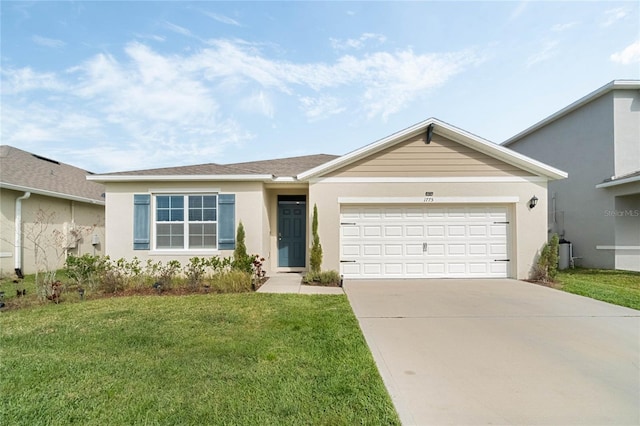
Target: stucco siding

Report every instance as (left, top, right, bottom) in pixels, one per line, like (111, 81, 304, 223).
(327, 134, 535, 177)
(0, 189, 105, 275)
(103, 181, 268, 269)
(506, 92, 618, 269)
(613, 90, 640, 177)
(309, 180, 548, 280)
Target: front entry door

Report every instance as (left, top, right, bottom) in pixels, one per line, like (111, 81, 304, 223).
(278, 196, 306, 267)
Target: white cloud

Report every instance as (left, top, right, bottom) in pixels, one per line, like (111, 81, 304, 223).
(2, 39, 481, 170)
(601, 7, 630, 28)
(526, 40, 559, 67)
(201, 10, 241, 26)
(240, 91, 275, 118)
(551, 22, 577, 32)
(299, 96, 345, 121)
(1, 67, 66, 93)
(330, 33, 386, 50)
(32, 35, 66, 48)
(509, 1, 529, 21)
(163, 21, 193, 37)
(610, 40, 640, 64)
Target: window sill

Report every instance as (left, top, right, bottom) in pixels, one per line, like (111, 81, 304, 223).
(150, 249, 220, 256)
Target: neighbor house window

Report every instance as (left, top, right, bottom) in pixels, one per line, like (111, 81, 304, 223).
(155, 195, 217, 249)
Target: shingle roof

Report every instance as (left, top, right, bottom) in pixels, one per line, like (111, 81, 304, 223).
(0, 145, 105, 203)
(96, 154, 339, 178)
(224, 154, 339, 177)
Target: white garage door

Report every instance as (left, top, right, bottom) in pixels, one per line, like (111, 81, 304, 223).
(340, 205, 510, 278)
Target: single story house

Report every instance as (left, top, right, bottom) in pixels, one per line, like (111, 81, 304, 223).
(88, 118, 567, 280)
(503, 80, 640, 272)
(0, 146, 106, 276)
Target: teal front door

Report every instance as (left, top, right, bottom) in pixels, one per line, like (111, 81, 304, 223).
(278, 197, 306, 267)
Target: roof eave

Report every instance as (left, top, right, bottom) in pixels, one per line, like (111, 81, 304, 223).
(503, 80, 640, 147)
(298, 118, 567, 181)
(596, 174, 640, 189)
(0, 182, 105, 205)
(87, 174, 275, 183)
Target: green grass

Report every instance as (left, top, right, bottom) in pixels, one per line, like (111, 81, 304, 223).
(556, 268, 640, 310)
(0, 293, 399, 425)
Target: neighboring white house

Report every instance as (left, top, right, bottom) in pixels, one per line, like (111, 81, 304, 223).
(503, 80, 640, 272)
(0, 146, 106, 276)
(88, 118, 566, 280)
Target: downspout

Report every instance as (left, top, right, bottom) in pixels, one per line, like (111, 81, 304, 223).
(15, 192, 31, 271)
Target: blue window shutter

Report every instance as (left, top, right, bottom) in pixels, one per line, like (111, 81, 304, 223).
(218, 194, 235, 250)
(133, 194, 151, 250)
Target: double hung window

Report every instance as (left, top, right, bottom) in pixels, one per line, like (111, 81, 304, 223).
(155, 195, 217, 249)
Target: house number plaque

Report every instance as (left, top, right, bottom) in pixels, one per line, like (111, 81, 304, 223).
(424, 191, 434, 203)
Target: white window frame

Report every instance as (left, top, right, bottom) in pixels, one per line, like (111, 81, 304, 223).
(153, 193, 218, 252)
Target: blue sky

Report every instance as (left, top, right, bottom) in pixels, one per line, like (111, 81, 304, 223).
(2, 1, 639, 173)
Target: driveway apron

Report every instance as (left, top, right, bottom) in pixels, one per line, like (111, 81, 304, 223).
(344, 279, 640, 425)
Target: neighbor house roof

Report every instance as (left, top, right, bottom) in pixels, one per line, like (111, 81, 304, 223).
(87, 154, 339, 182)
(502, 80, 640, 147)
(596, 170, 640, 189)
(0, 145, 105, 204)
(297, 118, 568, 181)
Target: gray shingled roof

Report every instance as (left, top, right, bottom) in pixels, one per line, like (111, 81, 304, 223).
(0, 146, 105, 203)
(98, 154, 339, 178)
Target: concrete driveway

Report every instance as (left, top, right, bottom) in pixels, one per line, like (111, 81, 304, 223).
(344, 279, 640, 425)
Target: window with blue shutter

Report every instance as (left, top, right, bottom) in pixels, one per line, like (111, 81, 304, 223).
(133, 194, 151, 250)
(218, 194, 236, 250)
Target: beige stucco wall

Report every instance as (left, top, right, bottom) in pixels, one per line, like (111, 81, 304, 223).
(102, 181, 271, 270)
(309, 180, 548, 280)
(0, 188, 105, 276)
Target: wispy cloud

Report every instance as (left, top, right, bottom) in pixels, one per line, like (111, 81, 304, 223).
(610, 40, 640, 64)
(163, 21, 193, 37)
(1, 39, 482, 170)
(1, 67, 66, 93)
(32, 35, 66, 48)
(330, 33, 387, 50)
(201, 10, 241, 26)
(299, 96, 345, 121)
(601, 7, 630, 28)
(526, 40, 559, 67)
(551, 22, 578, 32)
(509, 1, 529, 21)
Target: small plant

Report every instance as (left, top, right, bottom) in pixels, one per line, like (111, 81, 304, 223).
(532, 234, 560, 283)
(210, 270, 252, 293)
(184, 257, 209, 291)
(232, 222, 254, 273)
(65, 254, 109, 291)
(310, 204, 323, 274)
(302, 270, 340, 286)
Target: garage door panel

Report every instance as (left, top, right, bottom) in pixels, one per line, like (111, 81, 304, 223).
(448, 244, 466, 255)
(340, 205, 509, 279)
(384, 225, 403, 237)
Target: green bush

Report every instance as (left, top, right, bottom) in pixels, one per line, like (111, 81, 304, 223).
(309, 204, 323, 274)
(232, 222, 253, 273)
(210, 270, 252, 293)
(532, 234, 560, 283)
(64, 254, 109, 290)
(302, 270, 340, 286)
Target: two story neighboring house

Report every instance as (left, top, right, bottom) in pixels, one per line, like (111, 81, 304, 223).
(503, 80, 640, 272)
(0, 146, 106, 276)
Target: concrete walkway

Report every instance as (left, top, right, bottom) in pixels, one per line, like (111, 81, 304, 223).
(256, 272, 344, 295)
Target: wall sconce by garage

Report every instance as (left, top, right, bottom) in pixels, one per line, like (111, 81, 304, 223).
(529, 196, 539, 209)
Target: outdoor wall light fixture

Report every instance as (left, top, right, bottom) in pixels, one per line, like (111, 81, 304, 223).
(529, 196, 539, 209)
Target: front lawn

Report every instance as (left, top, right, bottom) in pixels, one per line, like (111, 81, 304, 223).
(556, 268, 640, 310)
(0, 294, 399, 425)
